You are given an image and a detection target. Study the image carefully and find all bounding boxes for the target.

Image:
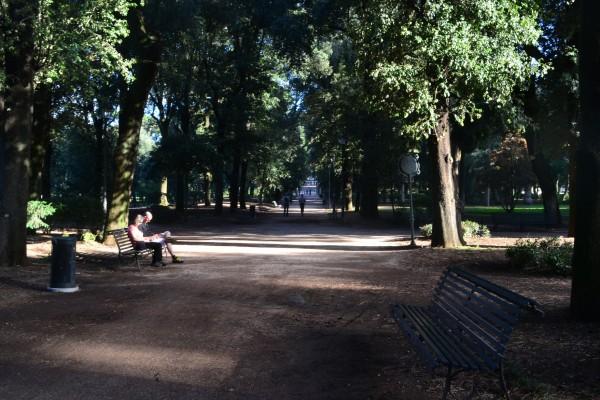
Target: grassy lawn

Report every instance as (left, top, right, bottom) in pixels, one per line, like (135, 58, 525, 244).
(464, 204, 570, 216)
(378, 204, 570, 217)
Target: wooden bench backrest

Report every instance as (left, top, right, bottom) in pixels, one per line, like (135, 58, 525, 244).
(109, 228, 135, 253)
(432, 267, 541, 369)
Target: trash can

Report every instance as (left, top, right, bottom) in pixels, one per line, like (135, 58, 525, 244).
(48, 236, 79, 293)
(249, 205, 256, 218)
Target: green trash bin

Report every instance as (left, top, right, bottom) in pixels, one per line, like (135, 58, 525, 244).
(48, 236, 79, 293)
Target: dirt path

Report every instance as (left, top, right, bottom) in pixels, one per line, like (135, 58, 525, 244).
(0, 205, 597, 399)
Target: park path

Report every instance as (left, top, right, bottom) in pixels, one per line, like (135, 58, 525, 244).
(0, 207, 573, 400)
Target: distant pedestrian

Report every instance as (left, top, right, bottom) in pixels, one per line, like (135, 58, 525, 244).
(299, 194, 306, 216)
(283, 194, 290, 216)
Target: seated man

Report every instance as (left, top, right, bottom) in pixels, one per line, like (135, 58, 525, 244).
(128, 214, 164, 267)
(141, 211, 183, 264)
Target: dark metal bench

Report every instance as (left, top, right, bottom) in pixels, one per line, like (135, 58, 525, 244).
(391, 267, 543, 399)
(108, 228, 153, 271)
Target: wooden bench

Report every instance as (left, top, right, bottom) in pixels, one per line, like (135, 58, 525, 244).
(391, 267, 543, 400)
(108, 228, 154, 271)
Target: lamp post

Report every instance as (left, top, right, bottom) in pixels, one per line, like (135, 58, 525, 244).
(330, 155, 336, 216)
(338, 137, 348, 218)
(400, 155, 420, 247)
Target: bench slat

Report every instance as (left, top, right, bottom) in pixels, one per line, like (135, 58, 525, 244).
(432, 293, 507, 355)
(435, 275, 520, 334)
(399, 304, 485, 370)
(448, 267, 542, 313)
(431, 303, 502, 370)
(434, 284, 516, 338)
(439, 272, 521, 322)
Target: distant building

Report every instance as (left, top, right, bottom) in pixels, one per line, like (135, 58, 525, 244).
(299, 177, 319, 198)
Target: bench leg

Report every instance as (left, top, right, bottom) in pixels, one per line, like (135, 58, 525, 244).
(499, 360, 511, 400)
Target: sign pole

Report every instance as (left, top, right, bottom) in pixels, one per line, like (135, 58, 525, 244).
(408, 174, 416, 247)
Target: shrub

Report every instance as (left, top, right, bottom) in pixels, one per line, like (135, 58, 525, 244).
(26, 200, 56, 231)
(420, 223, 433, 238)
(506, 237, 573, 276)
(462, 220, 491, 239)
(80, 231, 99, 242)
(419, 220, 490, 239)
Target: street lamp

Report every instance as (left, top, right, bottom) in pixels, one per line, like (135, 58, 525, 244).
(400, 155, 420, 247)
(338, 137, 348, 218)
(329, 155, 335, 216)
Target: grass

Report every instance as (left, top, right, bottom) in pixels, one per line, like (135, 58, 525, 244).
(378, 204, 570, 216)
(464, 205, 570, 216)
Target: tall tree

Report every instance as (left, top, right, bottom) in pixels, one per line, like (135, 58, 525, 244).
(0, 0, 37, 266)
(570, 0, 600, 321)
(104, 2, 162, 236)
(28, 0, 133, 201)
(350, 0, 540, 247)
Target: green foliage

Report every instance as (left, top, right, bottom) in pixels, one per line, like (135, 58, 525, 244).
(27, 201, 56, 231)
(506, 237, 573, 276)
(419, 223, 433, 238)
(487, 135, 536, 211)
(34, 0, 134, 86)
(461, 220, 491, 239)
(80, 231, 100, 242)
(51, 197, 105, 230)
(350, 0, 541, 138)
(420, 220, 490, 239)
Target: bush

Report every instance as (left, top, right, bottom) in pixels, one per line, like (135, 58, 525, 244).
(27, 200, 56, 231)
(80, 231, 99, 242)
(420, 223, 433, 238)
(462, 220, 491, 239)
(419, 220, 490, 239)
(506, 237, 573, 276)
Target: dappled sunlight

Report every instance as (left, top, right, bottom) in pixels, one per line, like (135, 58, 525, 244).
(171, 234, 404, 255)
(37, 341, 236, 385)
(178, 237, 399, 247)
(175, 243, 334, 255)
(272, 276, 388, 292)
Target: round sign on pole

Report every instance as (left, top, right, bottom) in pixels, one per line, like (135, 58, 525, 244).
(400, 155, 420, 177)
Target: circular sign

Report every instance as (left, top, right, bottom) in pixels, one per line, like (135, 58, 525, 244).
(400, 155, 420, 177)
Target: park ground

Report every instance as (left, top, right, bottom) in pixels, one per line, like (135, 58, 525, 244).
(1, 201, 599, 400)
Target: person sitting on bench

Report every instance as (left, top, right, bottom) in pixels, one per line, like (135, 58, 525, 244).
(141, 211, 183, 264)
(128, 214, 165, 267)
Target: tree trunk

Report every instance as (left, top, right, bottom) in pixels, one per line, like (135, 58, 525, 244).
(343, 174, 353, 212)
(29, 83, 52, 200)
(429, 111, 462, 248)
(175, 171, 186, 213)
(104, 5, 161, 240)
(214, 160, 224, 215)
(570, 0, 600, 321)
(359, 161, 378, 217)
(526, 133, 562, 226)
(159, 176, 169, 206)
(0, 0, 36, 266)
(568, 131, 577, 236)
(451, 138, 466, 245)
(203, 172, 211, 206)
(239, 160, 248, 209)
(155, 105, 171, 207)
(229, 149, 240, 212)
(359, 140, 379, 218)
